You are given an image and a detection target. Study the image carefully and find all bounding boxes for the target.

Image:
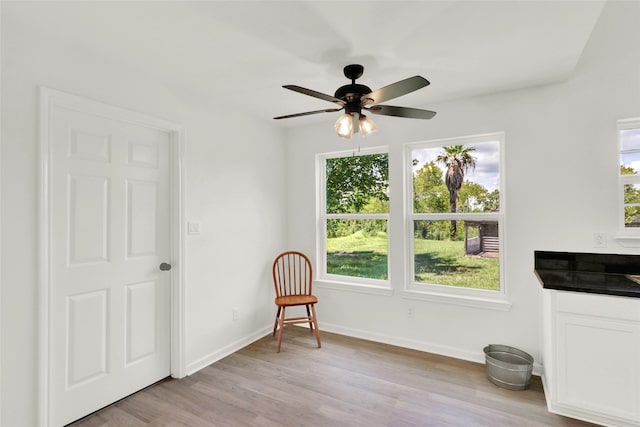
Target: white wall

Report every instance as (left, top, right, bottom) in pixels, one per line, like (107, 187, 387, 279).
(285, 0, 640, 365)
(1, 4, 288, 426)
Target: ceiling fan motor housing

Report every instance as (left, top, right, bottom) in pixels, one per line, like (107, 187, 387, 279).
(336, 64, 371, 113)
(334, 83, 372, 103)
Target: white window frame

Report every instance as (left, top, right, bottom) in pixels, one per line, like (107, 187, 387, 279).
(403, 132, 510, 310)
(316, 147, 392, 295)
(616, 118, 640, 240)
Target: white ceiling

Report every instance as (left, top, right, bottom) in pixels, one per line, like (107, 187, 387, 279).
(7, 1, 606, 127)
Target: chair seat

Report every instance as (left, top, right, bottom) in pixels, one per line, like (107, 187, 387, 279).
(275, 295, 318, 307)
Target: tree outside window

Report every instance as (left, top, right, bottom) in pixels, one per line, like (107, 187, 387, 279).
(436, 145, 477, 239)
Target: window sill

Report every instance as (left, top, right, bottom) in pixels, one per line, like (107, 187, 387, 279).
(402, 289, 512, 311)
(614, 234, 640, 248)
(316, 279, 394, 296)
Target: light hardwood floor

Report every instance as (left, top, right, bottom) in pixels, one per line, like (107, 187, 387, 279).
(70, 327, 596, 426)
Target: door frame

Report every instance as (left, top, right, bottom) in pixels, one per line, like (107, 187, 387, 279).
(37, 87, 186, 426)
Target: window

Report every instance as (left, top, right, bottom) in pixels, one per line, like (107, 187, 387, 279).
(618, 119, 640, 233)
(318, 149, 390, 288)
(406, 133, 505, 300)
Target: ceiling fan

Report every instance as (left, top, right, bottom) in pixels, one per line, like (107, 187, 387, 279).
(274, 64, 436, 139)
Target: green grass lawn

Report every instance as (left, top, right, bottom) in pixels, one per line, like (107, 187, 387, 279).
(327, 232, 500, 290)
(413, 239, 500, 290)
(326, 231, 388, 280)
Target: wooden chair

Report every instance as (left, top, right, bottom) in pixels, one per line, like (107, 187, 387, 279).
(272, 251, 321, 352)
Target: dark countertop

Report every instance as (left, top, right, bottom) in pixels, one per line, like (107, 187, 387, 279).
(535, 251, 640, 298)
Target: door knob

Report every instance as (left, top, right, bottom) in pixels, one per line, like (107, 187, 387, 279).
(159, 262, 172, 271)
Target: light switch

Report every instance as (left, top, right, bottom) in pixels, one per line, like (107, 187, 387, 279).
(187, 221, 201, 235)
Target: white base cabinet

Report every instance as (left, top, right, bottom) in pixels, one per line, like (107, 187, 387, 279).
(542, 290, 640, 427)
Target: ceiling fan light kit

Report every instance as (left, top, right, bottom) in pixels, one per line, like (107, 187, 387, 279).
(334, 111, 377, 139)
(274, 64, 436, 139)
(358, 114, 377, 137)
(334, 112, 355, 139)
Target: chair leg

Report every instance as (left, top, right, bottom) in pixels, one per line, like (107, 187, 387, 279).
(272, 306, 281, 337)
(277, 306, 286, 353)
(310, 304, 321, 348)
(305, 305, 313, 331)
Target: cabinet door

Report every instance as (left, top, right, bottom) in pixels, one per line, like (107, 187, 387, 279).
(555, 312, 640, 421)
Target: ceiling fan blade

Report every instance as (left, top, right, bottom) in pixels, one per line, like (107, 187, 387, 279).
(274, 108, 342, 120)
(366, 105, 436, 120)
(362, 76, 430, 105)
(283, 85, 345, 105)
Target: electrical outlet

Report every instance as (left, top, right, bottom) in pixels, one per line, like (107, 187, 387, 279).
(188, 221, 201, 235)
(593, 232, 606, 248)
(232, 307, 239, 321)
(407, 307, 415, 319)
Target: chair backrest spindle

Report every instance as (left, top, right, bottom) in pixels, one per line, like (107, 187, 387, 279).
(272, 251, 313, 298)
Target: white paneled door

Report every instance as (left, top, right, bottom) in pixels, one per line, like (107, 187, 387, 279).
(47, 100, 172, 426)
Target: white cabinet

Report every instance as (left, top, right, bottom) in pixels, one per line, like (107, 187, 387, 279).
(542, 290, 640, 427)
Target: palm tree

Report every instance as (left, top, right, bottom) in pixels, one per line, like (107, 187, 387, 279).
(436, 145, 477, 240)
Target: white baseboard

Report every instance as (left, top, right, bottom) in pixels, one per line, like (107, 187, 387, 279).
(320, 321, 483, 362)
(319, 321, 543, 376)
(185, 326, 271, 375)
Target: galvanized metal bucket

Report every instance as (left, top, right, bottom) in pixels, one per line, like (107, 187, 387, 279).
(483, 344, 534, 390)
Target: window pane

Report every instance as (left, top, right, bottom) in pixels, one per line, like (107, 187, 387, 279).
(620, 152, 640, 175)
(621, 128, 640, 175)
(413, 220, 500, 290)
(624, 184, 640, 204)
(326, 154, 389, 214)
(412, 142, 500, 213)
(624, 206, 640, 228)
(326, 219, 388, 280)
(624, 183, 640, 227)
(620, 128, 640, 151)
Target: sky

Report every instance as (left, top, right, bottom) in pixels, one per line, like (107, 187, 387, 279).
(411, 140, 501, 192)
